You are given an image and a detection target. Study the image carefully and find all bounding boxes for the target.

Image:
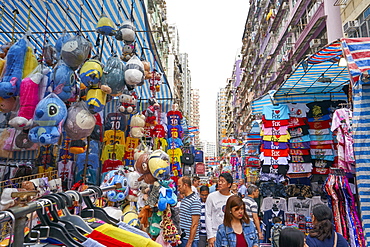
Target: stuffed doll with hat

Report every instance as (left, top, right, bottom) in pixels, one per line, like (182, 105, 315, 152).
(61, 35, 92, 70)
(143, 98, 160, 125)
(129, 114, 146, 138)
(121, 203, 139, 227)
(101, 56, 125, 96)
(115, 20, 136, 44)
(148, 150, 170, 181)
(64, 101, 96, 140)
(119, 91, 138, 114)
(9, 65, 50, 129)
(124, 55, 144, 88)
(96, 13, 116, 36)
(86, 85, 111, 114)
(51, 60, 77, 102)
(28, 93, 68, 145)
(135, 151, 157, 184)
(0, 38, 27, 98)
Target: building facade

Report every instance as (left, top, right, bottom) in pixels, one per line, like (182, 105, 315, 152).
(216, 88, 227, 156)
(179, 53, 192, 119)
(190, 88, 201, 147)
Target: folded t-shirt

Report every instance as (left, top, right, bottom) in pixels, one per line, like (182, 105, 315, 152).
(308, 128, 331, 135)
(310, 149, 334, 156)
(263, 104, 290, 120)
(310, 140, 334, 145)
(311, 155, 335, 161)
(290, 155, 312, 163)
(262, 116, 289, 128)
(263, 149, 290, 157)
(262, 133, 291, 142)
(288, 117, 307, 128)
(262, 165, 289, 175)
(261, 156, 290, 165)
(261, 126, 289, 135)
(308, 120, 331, 129)
(289, 125, 309, 138)
(310, 134, 333, 141)
(289, 142, 311, 149)
(262, 141, 289, 150)
(289, 149, 310, 156)
(312, 159, 333, 168)
(290, 135, 311, 143)
(288, 163, 313, 173)
(307, 114, 331, 122)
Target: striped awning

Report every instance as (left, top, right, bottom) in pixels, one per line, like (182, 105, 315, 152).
(273, 60, 349, 103)
(251, 91, 274, 114)
(307, 39, 342, 64)
(0, 0, 173, 110)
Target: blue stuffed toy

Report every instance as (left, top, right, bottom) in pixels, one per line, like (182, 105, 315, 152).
(51, 60, 77, 102)
(0, 38, 27, 98)
(102, 169, 129, 202)
(28, 93, 67, 145)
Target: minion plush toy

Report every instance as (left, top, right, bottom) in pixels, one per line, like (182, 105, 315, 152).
(96, 13, 116, 36)
(28, 93, 68, 145)
(148, 150, 171, 181)
(79, 59, 103, 87)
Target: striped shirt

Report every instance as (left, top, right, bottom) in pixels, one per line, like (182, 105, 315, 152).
(179, 192, 201, 240)
(243, 196, 258, 221)
(199, 201, 207, 235)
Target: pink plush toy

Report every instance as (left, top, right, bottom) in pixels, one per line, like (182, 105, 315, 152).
(9, 66, 50, 129)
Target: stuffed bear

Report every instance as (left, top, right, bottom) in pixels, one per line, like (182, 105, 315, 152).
(129, 114, 146, 138)
(142, 60, 152, 80)
(135, 152, 157, 184)
(64, 101, 96, 140)
(0, 96, 18, 113)
(115, 20, 136, 44)
(101, 56, 125, 96)
(61, 35, 92, 70)
(121, 44, 135, 62)
(51, 60, 77, 102)
(28, 93, 68, 145)
(119, 92, 137, 114)
(79, 59, 103, 87)
(148, 150, 170, 181)
(0, 38, 27, 98)
(96, 13, 116, 36)
(126, 171, 141, 202)
(124, 55, 144, 87)
(9, 66, 50, 129)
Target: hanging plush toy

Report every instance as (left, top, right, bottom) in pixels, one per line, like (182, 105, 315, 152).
(101, 56, 125, 96)
(126, 171, 141, 202)
(22, 45, 38, 79)
(51, 60, 77, 102)
(121, 203, 139, 227)
(28, 93, 67, 145)
(96, 13, 116, 36)
(0, 38, 27, 98)
(86, 85, 111, 114)
(142, 60, 152, 80)
(135, 152, 157, 184)
(64, 101, 96, 140)
(0, 42, 12, 59)
(124, 55, 144, 88)
(148, 150, 170, 181)
(9, 65, 50, 129)
(42, 41, 57, 67)
(143, 98, 160, 125)
(0, 97, 18, 113)
(55, 32, 72, 59)
(79, 59, 103, 87)
(115, 20, 136, 44)
(118, 91, 138, 114)
(121, 44, 135, 62)
(61, 35, 92, 70)
(101, 169, 129, 202)
(129, 114, 146, 138)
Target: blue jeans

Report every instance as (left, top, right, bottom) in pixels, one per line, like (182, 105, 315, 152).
(179, 238, 199, 247)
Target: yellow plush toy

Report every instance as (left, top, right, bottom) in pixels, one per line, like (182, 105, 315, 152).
(121, 203, 139, 228)
(22, 46, 38, 79)
(148, 150, 170, 180)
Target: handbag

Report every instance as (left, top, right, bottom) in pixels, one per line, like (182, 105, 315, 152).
(181, 148, 194, 165)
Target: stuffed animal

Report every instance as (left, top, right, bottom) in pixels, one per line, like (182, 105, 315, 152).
(69, 139, 87, 154)
(101, 56, 125, 96)
(22, 46, 38, 79)
(0, 97, 18, 113)
(148, 210, 162, 237)
(121, 203, 139, 227)
(96, 13, 116, 36)
(51, 60, 77, 102)
(121, 44, 135, 62)
(142, 60, 152, 80)
(135, 152, 157, 184)
(115, 20, 136, 44)
(0, 38, 27, 98)
(124, 55, 144, 87)
(129, 114, 146, 138)
(0, 42, 12, 59)
(61, 35, 92, 70)
(28, 93, 68, 145)
(42, 41, 57, 67)
(64, 101, 96, 140)
(86, 86, 110, 114)
(160, 206, 181, 245)
(55, 32, 72, 59)
(101, 169, 129, 202)
(118, 91, 137, 114)
(148, 150, 170, 181)
(138, 205, 152, 228)
(9, 66, 50, 129)
(79, 59, 103, 87)
(143, 98, 160, 125)
(126, 171, 141, 202)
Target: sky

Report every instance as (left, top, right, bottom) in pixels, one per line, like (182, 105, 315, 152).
(166, 1, 250, 143)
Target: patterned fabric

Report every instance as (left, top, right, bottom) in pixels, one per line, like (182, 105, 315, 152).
(199, 201, 207, 235)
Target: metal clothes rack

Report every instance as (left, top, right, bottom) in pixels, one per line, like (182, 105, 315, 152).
(1, 184, 119, 247)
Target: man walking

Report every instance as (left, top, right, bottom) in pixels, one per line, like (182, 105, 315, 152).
(178, 176, 201, 247)
(191, 176, 200, 195)
(205, 172, 233, 247)
(198, 185, 210, 247)
(238, 178, 247, 198)
(243, 184, 264, 240)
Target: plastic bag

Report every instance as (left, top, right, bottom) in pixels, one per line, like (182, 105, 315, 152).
(115, 20, 136, 44)
(124, 55, 144, 87)
(64, 101, 96, 140)
(101, 56, 125, 96)
(61, 35, 92, 70)
(51, 60, 77, 102)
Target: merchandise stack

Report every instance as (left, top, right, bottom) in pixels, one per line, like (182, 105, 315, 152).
(243, 121, 261, 183)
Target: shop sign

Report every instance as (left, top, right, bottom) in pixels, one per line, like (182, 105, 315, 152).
(196, 162, 205, 175)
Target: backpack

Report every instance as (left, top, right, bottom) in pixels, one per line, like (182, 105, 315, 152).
(271, 224, 284, 247)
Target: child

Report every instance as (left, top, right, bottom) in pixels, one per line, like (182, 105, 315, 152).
(271, 216, 285, 247)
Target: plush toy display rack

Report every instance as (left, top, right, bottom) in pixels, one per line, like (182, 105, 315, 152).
(0, 184, 121, 247)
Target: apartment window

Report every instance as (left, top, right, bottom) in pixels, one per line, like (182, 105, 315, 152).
(360, 22, 368, 37)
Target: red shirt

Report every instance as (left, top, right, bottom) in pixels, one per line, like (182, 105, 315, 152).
(262, 116, 289, 127)
(236, 232, 248, 247)
(263, 149, 289, 157)
(102, 159, 123, 173)
(308, 120, 331, 129)
(288, 117, 307, 128)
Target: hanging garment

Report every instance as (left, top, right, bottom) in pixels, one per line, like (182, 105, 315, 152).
(287, 197, 312, 217)
(287, 103, 310, 118)
(262, 209, 285, 243)
(263, 104, 290, 120)
(261, 126, 289, 135)
(260, 197, 287, 212)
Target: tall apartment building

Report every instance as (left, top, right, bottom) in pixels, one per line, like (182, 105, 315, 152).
(236, 0, 345, 133)
(179, 53, 192, 119)
(167, 24, 182, 106)
(203, 141, 216, 158)
(339, 0, 370, 38)
(190, 88, 201, 147)
(216, 88, 227, 156)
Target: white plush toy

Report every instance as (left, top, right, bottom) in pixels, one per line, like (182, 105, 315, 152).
(124, 55, 144, 87)
(115, 20, 136, 44)
(126, 171, 141, 202)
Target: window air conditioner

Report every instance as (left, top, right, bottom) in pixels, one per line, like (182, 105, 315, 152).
(282, 2, 288, 9)
(310, 39, 321, 48)
(343, 20, 359, 33)
(266, 73, 272, 78)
